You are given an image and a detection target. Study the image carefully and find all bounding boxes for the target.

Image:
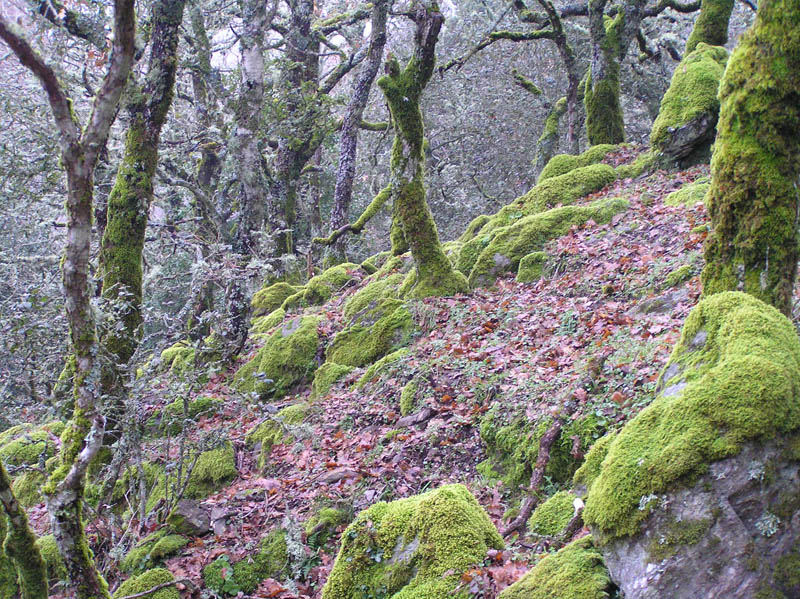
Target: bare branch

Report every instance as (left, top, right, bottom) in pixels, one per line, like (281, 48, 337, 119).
(30, 0, 107, 49)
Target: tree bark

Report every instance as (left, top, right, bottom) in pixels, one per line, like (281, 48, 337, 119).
(701, 0, 800, 316)
(685, 0, 735, 54)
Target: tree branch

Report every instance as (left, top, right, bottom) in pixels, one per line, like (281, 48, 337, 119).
(313, 184, 391, 246)
(30, 0, 107, 49)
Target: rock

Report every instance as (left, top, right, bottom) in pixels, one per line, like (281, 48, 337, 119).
(167, 499, 211, 536)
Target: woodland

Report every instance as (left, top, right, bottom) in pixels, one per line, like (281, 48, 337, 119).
(0, 0, 799, 598)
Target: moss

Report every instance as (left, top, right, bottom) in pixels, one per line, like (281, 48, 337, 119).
(35, 534, 67, 582)
(251, 282, 298, 317)
(306, 507, 350, 548)
(251, 308, 286, 336)
(203, 530, 288, 595)
(650, 43, 729, 165)
(585, 13, 625, 145)
(498, 536, 612, 599)
(664, 177, 710, 207)
(112, 568, 179, 599)
(572, 433, 617, 494)
(363, 251, 392, 274)
(399, 378, 420, 417)
(646, 518, 712, 562)
(160, 340, 195, 374)
(11, 470, 47, 508)
(312, 363, 353, 398)
(528, 491, 577, 536)
(304, 263, 363, 306)
(700, 1, 800, 316)
(775, 552, 800, 595)
(469, 197, 628, 288)
(516, 252, 549, 284)
(233, 315, 321, 400)
(0, 517, 18, 598)
(149, 395, 223, 435)
(614, 150, 656, 179)
(343, 272, 404, 321)
(246, 403, 309, 469)
(322, 484, 503, 599)
(185, 443, 237, 499)
(533, 97, 568, 175)
(0, 421, 64, 467)
(356, 348, 410, 389)
(280, 290, 307, 312)
(665, 265, 693, 288)
(538, 145, 618, 183)
(685, 0, 735, 53)
(120, 530, 188, 573)
(328, 300, 416, 368)
(457, 215, 492, 243)
(584, 292, 800, 543)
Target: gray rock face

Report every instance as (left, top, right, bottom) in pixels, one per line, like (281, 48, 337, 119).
(167, 499, 211, 536)
(600, 437, 800, 599)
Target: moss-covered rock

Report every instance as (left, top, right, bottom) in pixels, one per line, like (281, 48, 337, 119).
(185, 443, 237, 499)
(251, 308, 286, 336)
(304, 263, 363, 306)
(516, 252, 549, 284)
(328, 300, 416, 368)
(113, 568, 179, 599)
(342, 272, 404, 321)
(651, 43, 729, 167)
(528, 491, 578, 537)
(251, 282, 299, 317)
(584, 292, 800, 542)
(0, 421, 64, 467)
(120, 529, 189, 573)
(322, 484, 503, 599)
(246, 403, 309, 469)
(537, 145, 618, 183)
(305, 507, 350, 549)
(203, 530, 288, 595)
(312, 363, 354, 398)
(664, 177, 710, 206)
(468, 198, 629, 288)
(35, 534, 66, 583)
(160, 340, 195, 374)
(457, 214, 492, 243)
(665, 265, 693, 287)
(356, 348, 410, 389)
(399, 378, 421, 416)
(148, 396, 223, 435)
(362, 251, 392, 274)
(233, 315, 321, 400)
(614, 150, 656, 180)
(280, 290, 307, 312)
(498, 536, 612, 599)
(11, 469, 47, 508)
(572, 433, 617, 495)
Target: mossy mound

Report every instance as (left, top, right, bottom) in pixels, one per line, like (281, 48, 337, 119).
(468, 198, 629, 288)
(0, 421, 64, 467)
(342, 272, 404, 321)
(664, 177, 710, 206)
(479, 410, 604, 492)
(304, 263, 363, 305)
(160, 340, 195, 374)
(584, 292, 800, 542)
(148, 395, 223, 435)
(356, 348, 410, 389)
(457, 214, 492, 243)
(113, 568, 179, 599)
(305, 507, 350, 548)
(614, 151, 656, 180)
(537, 145, 618, 183)
(233, 315, 321, 400)
(650, 43, 729, 167)
(322, 484, 503, 599)
(399, 377, 420, 416)
(312, 363, 354, 398)
(246, 403, 309, 469)
(498, 536, 613, 599)
(528, 491, 577, 537)
(362, 251, 392, 274)
(251, 282, 299, 317)
(185, 443, 238, 499)
(665, 264, 693, 287)
(120, 529, 189, 573)
(251, 308, 286, 336)
(572, 433, 616, 494)
(327, 299, 416, 368)
(35, 534, 67, 582)
(203, 529, 288, 595)
(516, 252, 549, 284)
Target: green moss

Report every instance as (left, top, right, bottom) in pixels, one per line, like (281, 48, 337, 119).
(362, 251, 392, 274)
(664, 177, 710, 207)
(584, 292, 800, 543)
(665, 265, 693, 288)
(251, 282, 299, 317)
(0, 517, 18, 598)
(614, 151, 656, 179)
(306, 507, 350, 548)
(120, 530, 188, 573)
(11, 470, 47, 508)
(469, 198, 629, 288)
(233, 315, 321, 400)
(149, 395, 223, 435)
(356, 348, 410, 389)
(251, 308, 286, 336)
(185, 443, 237, 499)
(651, 43, 729, 165)
(538, 145, 618, 183)
(399, 378, 420, 417)
(246, 403, 309, 469)
(160, 340, 195, 375)
(112, 568, 179, 599)
(328, 300, 416, 368)
(35, 534, 66, 582)
(528, 491, 577, 536)
(647, 518, 712, 562)
(280, 290, 307, 312)
(0, 421, 64, 467)
(498, 536, 612, 599)
(775, 552, 800, 594)
(516, 252, 549, 284)
(322, 484, 503, 599)
(304, 263, 363, 305)
(203, 530, 288, 595)
(685, 0, 735, 53)
(533, 97, 568, 175)
(572, 433, 617, 493)
(457, 215, 492, 243)
(585, 13, 625, 145)
(313, 363, 354, 398)
(343, 273, 404, 321)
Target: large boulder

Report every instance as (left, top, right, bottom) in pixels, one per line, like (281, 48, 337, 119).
(322, 484, 503, 599)
(583, 291, 800, 598)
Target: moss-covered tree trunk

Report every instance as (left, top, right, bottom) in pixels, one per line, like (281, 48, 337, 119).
(377, 2, 468, 298)
(685, 0, 735, 54)
(98, 0, 187, 438)
(701, 0, 800, 316)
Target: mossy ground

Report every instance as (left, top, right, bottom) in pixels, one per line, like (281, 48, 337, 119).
(113, 568, 179, 599)
(203, 529, 288, 595)
(537, 145, 618, 183)
(246, 403, 309, 468)
(528, 491, 577, 536)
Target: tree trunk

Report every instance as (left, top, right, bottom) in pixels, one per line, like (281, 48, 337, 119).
(326, 0, 390, 266)
(533, 97, 568, 176)
(701, 0, 800, 316)
(685, 0, 735, 54)
(377, 2, 468, 298)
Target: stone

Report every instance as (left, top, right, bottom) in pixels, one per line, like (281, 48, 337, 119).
(166, 499, 211, 536)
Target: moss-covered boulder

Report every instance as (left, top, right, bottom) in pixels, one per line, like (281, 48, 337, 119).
(664, 176, 710, 207)
(537, 145, 618, 183)
(160, 340, 195, 374)
(342, 272, 404, 321)
(203, 530, 288, 596)
(185, 443, 237, 499)
(468, 197, 628, 288)
(584, 292, 800, 598)
(304, 263, 363, 306)
(498, 536, 613, 599)
(113, 568, 179, 599)
(457, 214, 492, 243)
(251, 282, 299, 317)
(650, 43, 729, 167)
(528, 491, 578, 537)
(312, 363, 354, 398)
(35, 534, 67, 583)
(251, 308, 286, 336)
(148, 396, 223, 435)
(120, 529, 189, 573)
(305, 507, 350, 549)
(234, 315, 321, 400)
(0, 422, 64, 507)
(327, 299, 416, 368)
(356, 348, 410, 389)
(246, 403, 309, 469)
(322, 484, 503, 599)
(516, 252, 549, 284)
